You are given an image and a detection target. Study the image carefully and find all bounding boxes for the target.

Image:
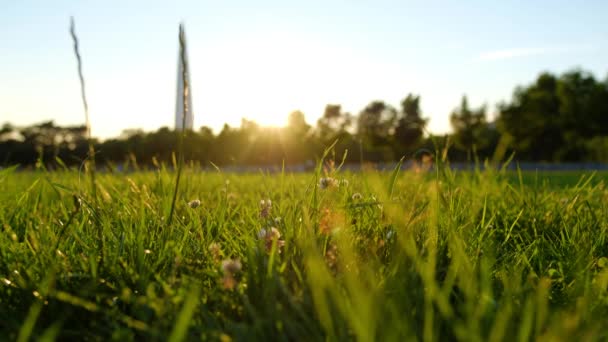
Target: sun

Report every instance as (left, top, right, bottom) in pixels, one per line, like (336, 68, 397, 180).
(197, 33, 340, 129)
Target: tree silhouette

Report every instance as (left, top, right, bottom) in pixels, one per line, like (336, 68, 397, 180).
(394, 94, 427, 153)
(2, 68, 608, 167)
(450, 96, 488, 154)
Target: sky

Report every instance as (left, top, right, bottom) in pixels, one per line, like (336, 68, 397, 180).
(1, 0, 607, 139)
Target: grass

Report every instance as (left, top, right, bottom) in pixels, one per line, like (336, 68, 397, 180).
(0, 163, 607, 341)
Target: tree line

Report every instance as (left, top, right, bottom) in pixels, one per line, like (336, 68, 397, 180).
(1, 68, 607, 169)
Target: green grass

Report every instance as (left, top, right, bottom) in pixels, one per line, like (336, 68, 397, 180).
(506, 170, 608, 188)
(1, 165, 607, 341)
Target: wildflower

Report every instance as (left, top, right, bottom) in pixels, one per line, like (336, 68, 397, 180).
(319, 208, 344, 235)
(351, 192, 363, 201)
(258, 227, 286, 253)
(208, 242, 222, 262)
(319, 177, 338, 189)
(221, 258, 242, 275)
(325, 243, 339, 272)
(221, 258, 242, 290)
(188, 199, 201, 208)
(144, 249, 152, 255)
(260, 199, 272, 218)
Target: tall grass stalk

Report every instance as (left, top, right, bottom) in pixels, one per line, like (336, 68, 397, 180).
(167, 23, 189, 226)
(69, 17, 96, 201)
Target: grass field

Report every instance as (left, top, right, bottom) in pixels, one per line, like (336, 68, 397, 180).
(1, 163, 607, 341)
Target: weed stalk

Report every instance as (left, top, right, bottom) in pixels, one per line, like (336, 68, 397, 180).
(69, 17, 96, 201)
(167, 23, 189, 226)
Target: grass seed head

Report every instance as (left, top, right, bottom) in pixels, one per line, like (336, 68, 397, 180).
(209, 242, 222, 262)
(319, 177, 338, 189)
(188, 199, 201, 208)
(325, 243, 339, 272)
(260, 199, 272, 218)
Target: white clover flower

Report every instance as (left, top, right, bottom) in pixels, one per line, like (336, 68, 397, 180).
(351, 193, 363, 200)
(221, 258, 242, 275)
(257, 228, 268, 239)
(258, 227, 282, 240)
(260, 199, 272, 218)
(258, 227, 285, 253)
(319, 177, 338, 189)
(188, 199, 201, 208)
(221, 258, 242, 290)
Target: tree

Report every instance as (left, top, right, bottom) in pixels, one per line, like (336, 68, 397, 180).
(394, 93, 427, 151)
(356, 101, 397, 161)
(496, 69, 608, 161)
(450, 96, 488, 153)
(3, 67, 607, 167)
(316, 104, 352, 143)
(313, 105, 357, 162)
(287, 110, 310, 137)
(357, 101, 396, 145)
(283, 110, 313, 163)
(1, 123, 14, 135)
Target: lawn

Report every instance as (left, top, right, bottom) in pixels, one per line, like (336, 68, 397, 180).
(1, 163, 607, 341)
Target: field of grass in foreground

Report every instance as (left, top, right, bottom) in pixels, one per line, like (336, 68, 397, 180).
(1, 165, 607, 341)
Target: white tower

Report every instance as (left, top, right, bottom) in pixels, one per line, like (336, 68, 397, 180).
(175, 28, 193, 131)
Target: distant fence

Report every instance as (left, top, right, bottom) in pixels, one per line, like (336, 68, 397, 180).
(7, 161, 608, 173)
(193, 161, 608, 173)
(443, 162, 608, 171)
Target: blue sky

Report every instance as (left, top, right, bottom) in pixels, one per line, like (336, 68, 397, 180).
(1, 0, 607, 138)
